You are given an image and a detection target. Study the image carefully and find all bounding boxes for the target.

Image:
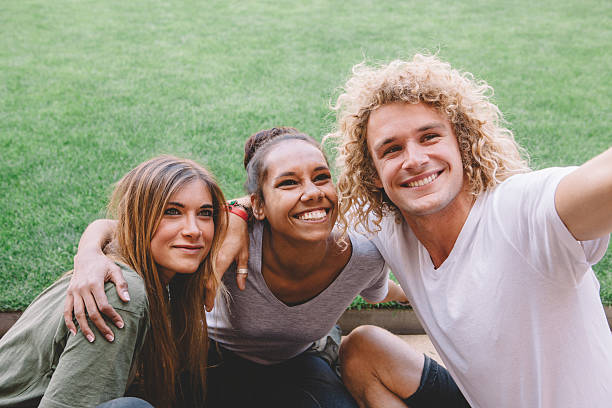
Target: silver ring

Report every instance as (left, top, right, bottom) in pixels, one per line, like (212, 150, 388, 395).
(236, 268, 249, 275)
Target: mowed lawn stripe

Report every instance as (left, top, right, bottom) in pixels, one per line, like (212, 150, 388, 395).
(1, 0, 611, 310)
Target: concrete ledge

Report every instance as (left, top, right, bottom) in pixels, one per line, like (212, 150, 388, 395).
(2, 306, 612, 339)
(339, 308, 425, 335)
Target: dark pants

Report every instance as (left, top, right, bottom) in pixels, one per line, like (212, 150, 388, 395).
(403, 355, 471, 408)
(206, 340, 358, 408)
(96, 397, 153, 408)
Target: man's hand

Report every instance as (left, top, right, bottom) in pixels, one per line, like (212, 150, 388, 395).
(205, 212, 250, 312)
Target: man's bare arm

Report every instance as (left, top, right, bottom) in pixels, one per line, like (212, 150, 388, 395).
(556, 147, 612, 241)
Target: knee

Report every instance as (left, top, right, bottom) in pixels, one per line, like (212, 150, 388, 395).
(341, 325, 387, 362)
(96, 397, 153, 408)
(340, 325, 387, 377)
(127, 398, 153, 408)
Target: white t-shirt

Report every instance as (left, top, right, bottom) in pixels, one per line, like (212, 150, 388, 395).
(207, 220, 389, 365)
(368, 167, 612, 408)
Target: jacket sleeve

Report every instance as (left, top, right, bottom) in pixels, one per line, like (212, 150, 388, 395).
(40, 293, 149, 408)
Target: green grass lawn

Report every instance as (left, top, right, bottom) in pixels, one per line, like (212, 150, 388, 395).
(1, 0, 611, 310)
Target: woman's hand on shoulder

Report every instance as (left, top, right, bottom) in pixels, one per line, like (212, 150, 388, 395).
(64, 251, 128, 343)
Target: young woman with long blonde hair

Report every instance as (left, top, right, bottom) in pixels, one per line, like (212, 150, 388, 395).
(0, 155, 227, 408)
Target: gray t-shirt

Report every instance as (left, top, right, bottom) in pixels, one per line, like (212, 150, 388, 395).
(206, 221, 388, 364)
(0, 263, 149, 408)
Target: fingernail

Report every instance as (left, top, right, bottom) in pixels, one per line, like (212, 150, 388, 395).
(70, 329, 76, 336)
(117, 321, 124, 329)
(86, 334, 94, 343)
(106, 334, 114, 342)
(123, 292, 130, 301)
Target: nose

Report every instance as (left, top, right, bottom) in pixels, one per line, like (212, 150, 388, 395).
(401, 142, 428, 170)
(181, 213, 202, 238)
(301, 181, 325, 202)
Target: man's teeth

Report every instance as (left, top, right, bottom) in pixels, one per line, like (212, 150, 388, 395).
(407, 173, 438, 188)
(298, 210, 327, 220)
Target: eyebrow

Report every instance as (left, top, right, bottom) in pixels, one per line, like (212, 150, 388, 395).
(274, 171, 297, 180)
(273, 166, 329, 181)
(417, 122, 446, 132)
(373, 138, 397, 153)
(373, 122, 446, 152)
(167, 202, 213, 209)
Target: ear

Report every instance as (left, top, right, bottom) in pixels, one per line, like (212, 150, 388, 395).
(251, 194, 266, 221)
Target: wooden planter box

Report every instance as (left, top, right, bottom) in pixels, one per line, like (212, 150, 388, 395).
(0, 312, 22, 339)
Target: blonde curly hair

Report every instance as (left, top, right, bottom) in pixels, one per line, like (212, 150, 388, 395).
(327, 54, 530, 234)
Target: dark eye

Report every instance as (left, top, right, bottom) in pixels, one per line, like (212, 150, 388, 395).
(314, 173, 331, 183)
(277, 179, 298, 187)
(382, 145, 401, 157)
(164, 207, 180, 216)
(422, 133, 439, 142)
(198, 209, 214, 217)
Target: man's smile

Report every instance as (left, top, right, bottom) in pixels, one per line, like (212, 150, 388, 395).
(401, 170, 443, 188)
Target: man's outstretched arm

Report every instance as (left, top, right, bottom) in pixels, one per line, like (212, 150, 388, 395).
(556, 147, 612, 241)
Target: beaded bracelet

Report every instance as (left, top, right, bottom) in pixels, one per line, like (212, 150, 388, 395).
(227, 200, 249, 222)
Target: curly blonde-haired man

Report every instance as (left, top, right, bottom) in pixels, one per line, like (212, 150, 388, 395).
(331, 54, 612, 408)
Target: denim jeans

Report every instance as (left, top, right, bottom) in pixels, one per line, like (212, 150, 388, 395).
(403, 355, 471, 408)
(96, 397, 153, 408)
(206, 339, 358, 408)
